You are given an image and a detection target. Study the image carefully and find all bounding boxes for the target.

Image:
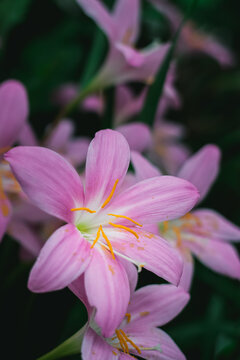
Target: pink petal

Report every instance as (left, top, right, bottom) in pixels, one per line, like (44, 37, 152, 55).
(84, 246, 130, 337)
(131, 328, 186, 360)
(5, 146, 84, 223)
(18, 123, 38, 146)
(115, 43, 144, 67)
(28, 224, 92, 292)
(185, 237, 240, 280)
(105, 228, 183, 286)
(82, 328, 119, 360)
(113, 0, 140, 44)
(108, 176, 199, 224)
(120, 259, 138, 296)
(85, 130, 130, 209)
(193, 208, 240, 242)
(116, 123, 152, 153)
(178, 249, 194, 292)
(131, 151, 162, 181)
(45, 119, 74, 151)
(65, 137, 90, 167)
(8, 220, 42, 256)
(125, 284, 189, 332)
(75, 0, 117, 41)
(178, 144, 221, 202)
(0, 80, 28, 148)
(114, 86, 146, 125)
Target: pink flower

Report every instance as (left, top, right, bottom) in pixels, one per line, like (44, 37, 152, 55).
(131, 146, 240, 291)
(71, 273, 189, 360)
(149, 0, 235, 67)
(0, 80, 28, 241)
(19, 119, 90, 168)
(5, 129, 199, 336)
(76, 0, 170, 87)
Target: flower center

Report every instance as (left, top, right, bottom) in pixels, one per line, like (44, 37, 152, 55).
(114, 329, 141, 355)
(71, 179, 143, 260)
(161, 212, 203, 248)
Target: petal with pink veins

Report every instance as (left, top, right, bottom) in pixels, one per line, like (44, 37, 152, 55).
(84, 246, 130, 337)
(5, 146, 84, 223)
(28, 224, 92, 292)
(85, 130, 130, 209)
(178, 249, 194, 292)
(108, 176, 199, 224)
(105, 228, 183, 286)
(178, 144, 221, 202)
(130, 327, 186, 360)
(82, 328, 120, 360)
(193, 208, 240, 241)
(131, 151, 162, 181)
(0, 80, 28, 148)
(125, 284, 189, 332)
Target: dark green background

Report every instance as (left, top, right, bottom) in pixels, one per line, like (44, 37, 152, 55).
(0, 0, 240, 359)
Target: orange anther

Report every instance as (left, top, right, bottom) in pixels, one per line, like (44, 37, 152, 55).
(109, 222, 139, 239)
(101, 179, 119, 209)
(71, 207, 96, 213)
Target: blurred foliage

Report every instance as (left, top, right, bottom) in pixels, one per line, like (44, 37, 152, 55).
(0, 0, 240, 359)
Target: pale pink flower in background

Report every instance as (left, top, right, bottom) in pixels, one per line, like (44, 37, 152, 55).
(149, 0, 235, 67)
(0, 80, 28, 241)
(76, 0, 170, 87)
(52, 83, 105, 115)
(131, 146, 240, 291)
(19, 119, 90, 168)
(70, 273, 189, 360)
(5, 129, 199, 336)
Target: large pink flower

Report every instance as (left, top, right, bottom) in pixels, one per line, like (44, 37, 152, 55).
(131, 146, 240, 291)
(76, 0, 170, 87)
(0, 80, 29, 241)
(71, 273, 189, 360)
(5, 129, 198, 336)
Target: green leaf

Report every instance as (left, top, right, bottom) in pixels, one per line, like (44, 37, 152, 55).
(139, 0, 198, 126)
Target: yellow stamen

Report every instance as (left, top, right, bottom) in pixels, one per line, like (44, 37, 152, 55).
(109, 222, 139, 239)
(125, 313, 131, 323)
(172, 226, 182, 247)
(119, 329, 141, 355)
(71, 207, 96, 213)
(116, 330, 128, 353)
(182, 212, 202, 226)
(0, 177, 9, 216)
(101, 179, 119, 209)
(100, 226, 115, 260)
(90, 226, 101, 248)
(163, 221, 169, 233)
(108, 214, 142, 227)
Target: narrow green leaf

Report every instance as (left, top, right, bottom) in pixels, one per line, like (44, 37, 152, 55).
(81, 28, 107, 88)
(139, 0, 198, 126)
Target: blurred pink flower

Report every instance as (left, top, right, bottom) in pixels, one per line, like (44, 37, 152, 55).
(5, 129, 199, 336)
(131, 147, 240, 291)
(19, 119, 90, 168)
(0, 80, 28, 241)
(149, 0, 235, 67)
(76, 0, 170, 87)
(71, 274, 189, 360)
